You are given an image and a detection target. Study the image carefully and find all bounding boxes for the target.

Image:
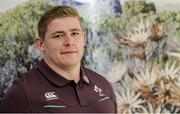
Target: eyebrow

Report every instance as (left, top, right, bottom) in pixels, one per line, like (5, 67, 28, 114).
(51, 28, 82, 36)
(51, 31, 64, 36)
(70, 28, 81, 32)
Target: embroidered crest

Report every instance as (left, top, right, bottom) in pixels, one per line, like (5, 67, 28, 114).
(94, 85, 105, 96)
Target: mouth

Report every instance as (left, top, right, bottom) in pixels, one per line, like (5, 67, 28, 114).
(61, 51, 78, 54)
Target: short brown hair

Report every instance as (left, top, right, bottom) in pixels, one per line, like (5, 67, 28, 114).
(38, 5, 81, 39)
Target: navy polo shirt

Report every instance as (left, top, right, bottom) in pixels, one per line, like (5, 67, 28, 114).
(0, 60, 117, 113)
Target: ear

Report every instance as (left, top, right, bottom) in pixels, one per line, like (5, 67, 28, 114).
(35, 37, 45, 52)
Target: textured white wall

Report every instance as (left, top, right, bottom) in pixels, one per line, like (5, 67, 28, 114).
(0, 0, 27, 12)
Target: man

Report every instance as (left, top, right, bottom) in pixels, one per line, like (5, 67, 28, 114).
(0, 5, 117, 113)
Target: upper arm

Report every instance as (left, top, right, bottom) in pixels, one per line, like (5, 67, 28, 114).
(0, 84, 31, 112)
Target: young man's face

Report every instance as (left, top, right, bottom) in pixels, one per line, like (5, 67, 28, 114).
(37, 17, 86, 69)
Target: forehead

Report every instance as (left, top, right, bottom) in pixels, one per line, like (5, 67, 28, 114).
(47, 17, 82, 30)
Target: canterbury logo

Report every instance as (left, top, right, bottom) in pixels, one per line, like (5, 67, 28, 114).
(45, 92, 59, 100)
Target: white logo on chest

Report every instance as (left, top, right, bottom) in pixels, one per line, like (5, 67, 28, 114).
(94, 85, 105, 96)
(45, 92, 59, 100)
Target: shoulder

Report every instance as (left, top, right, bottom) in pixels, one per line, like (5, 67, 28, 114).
(0, 68, 42, 112)
(0, 79, 31, 112)
(4, 68, 42, 100)
(82, 67, 116, 104)
(82, 68, 117, 113)
(3, 67, 40, 98)
(16, 67, 42, 86)
(82, 67, 112, 87)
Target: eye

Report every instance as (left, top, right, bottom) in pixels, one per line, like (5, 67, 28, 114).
(53, 33, 64, 38)
(71, 32, 80, 36)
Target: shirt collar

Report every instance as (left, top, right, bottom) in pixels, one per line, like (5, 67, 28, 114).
(37, 60, 91, 87)
(80, 67, 91, 85)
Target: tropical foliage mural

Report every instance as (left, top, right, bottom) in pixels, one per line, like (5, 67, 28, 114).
(0, 0, 180, 113)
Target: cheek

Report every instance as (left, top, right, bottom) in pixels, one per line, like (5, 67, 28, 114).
(79, 38, 86, 47)
(78, 41, 85, 50)
(45, 42, 61, 52)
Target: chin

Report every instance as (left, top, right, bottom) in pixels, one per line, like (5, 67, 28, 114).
(62, 60, 80, 66)
(59, 56, 82, 66)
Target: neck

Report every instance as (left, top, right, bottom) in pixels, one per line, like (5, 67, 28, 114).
(44, 59, 81, 83)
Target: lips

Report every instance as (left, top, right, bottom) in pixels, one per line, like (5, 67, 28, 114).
(61, 51, 78, 54)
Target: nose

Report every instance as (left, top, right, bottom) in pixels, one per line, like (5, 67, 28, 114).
(63, 34, 74, 46)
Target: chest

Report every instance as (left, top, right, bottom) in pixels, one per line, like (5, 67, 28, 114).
(25, 84, 115, 113)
